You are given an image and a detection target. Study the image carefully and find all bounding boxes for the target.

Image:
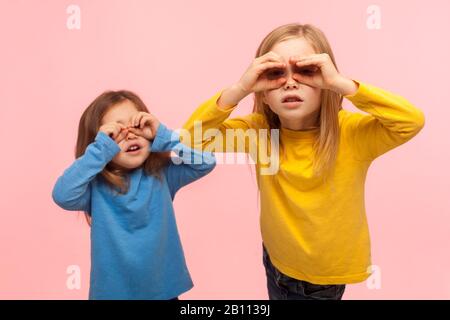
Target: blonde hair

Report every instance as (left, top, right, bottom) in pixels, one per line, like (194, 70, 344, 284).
(253, 23, 343, 178)
(76, 90, 170, 225)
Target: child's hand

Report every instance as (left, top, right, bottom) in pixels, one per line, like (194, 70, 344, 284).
(217, 52, 287, 109)
(99, 122, 129, 143)
(127, 112, 160, 141)
(289, 53, 358, 95)
(237, 51, 287, 94)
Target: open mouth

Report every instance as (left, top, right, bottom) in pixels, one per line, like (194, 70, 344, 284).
(282, 95, 304, 103)
(126, 144, 142, 153)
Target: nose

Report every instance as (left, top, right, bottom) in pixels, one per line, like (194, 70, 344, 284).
(126, 131, 138, 140)
(284, 79, 299, 90)
(283, 70, 299, 90)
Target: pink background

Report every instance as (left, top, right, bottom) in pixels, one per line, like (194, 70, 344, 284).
(1, 0, 449, 299)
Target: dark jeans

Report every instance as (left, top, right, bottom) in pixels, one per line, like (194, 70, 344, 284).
(263, 245, 346, 300)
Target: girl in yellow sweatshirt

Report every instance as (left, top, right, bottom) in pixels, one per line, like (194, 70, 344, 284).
(183, 23, 425, 300)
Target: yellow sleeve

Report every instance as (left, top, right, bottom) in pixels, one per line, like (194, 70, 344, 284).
(343, 80, 425, 161)
(181, 91, 265, 153)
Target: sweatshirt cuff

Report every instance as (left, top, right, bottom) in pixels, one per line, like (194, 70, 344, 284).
(151, 123, 178, 152)
(95, 131, 121, 159)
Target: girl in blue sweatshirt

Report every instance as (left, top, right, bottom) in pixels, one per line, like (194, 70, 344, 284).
(52, 90, 216, 300)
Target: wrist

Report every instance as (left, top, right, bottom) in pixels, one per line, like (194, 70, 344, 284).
(331, 76, 358, 96)
(234, 82, 251, 97)
(218, 83, 249, 109)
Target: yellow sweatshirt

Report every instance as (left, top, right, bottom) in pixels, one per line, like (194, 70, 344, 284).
(182, 81, 425, 285)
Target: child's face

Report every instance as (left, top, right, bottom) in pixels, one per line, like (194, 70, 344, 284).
(262, 37, 322, 130)
(101, 100, 151, 170)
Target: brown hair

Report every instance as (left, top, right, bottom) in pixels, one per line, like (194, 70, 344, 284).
(76, 90, 170, 225)
(253, 23, 343, 178)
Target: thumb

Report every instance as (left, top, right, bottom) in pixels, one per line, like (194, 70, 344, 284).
(292, 74, 316, 87)
(115, 128, 128, 144)
(265, 78, 287, 90)
(128, 127, 150, 139)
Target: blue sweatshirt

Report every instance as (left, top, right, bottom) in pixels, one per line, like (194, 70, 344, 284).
(52, 124, 216, 300)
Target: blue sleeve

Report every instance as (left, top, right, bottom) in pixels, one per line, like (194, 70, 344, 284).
(52, 131, 121, 212)
(151, 123, 216, 198)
